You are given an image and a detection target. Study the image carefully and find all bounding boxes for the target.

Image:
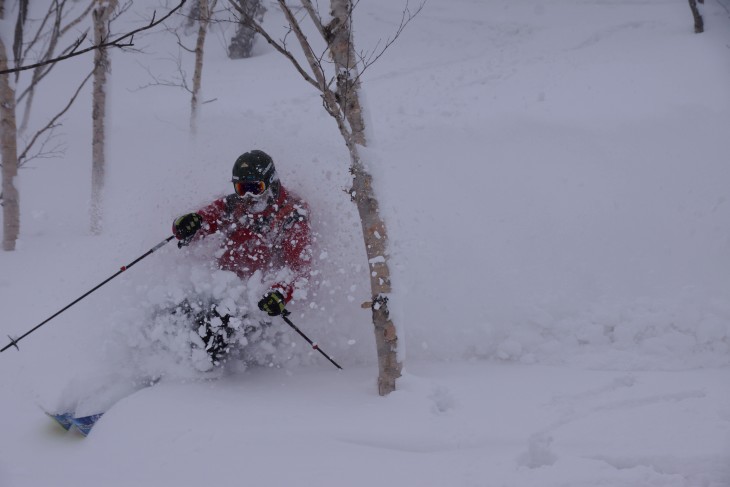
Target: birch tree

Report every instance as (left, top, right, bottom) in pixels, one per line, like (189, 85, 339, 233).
(227, 0, 265, 59)
(190, 0, 216, 134)
(230, 0, 421, 395)
(18, 0, 95, 133)
(90, 0, 117, 234)
(1, 1, 96, 251)
(0, 17, 20, 251)
(319, 0, 366, 144)
(1, 0, 188, 76)
(0, 1, 186, 248)
(688, 0, 704, 33)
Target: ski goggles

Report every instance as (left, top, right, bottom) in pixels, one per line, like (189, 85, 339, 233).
(234, 179, 267, 196)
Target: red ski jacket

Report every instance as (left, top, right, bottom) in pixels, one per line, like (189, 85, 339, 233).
(187, 185, 312, 303)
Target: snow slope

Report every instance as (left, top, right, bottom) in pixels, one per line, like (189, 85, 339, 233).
(1, 0, 730, 485)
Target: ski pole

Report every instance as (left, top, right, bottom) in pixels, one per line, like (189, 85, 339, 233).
(280, 310, 342, 370)
(1, 235, 176, 353)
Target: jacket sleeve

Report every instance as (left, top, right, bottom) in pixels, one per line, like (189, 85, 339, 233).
(196, 197, 229, 237)
(271, 205, 313, 303)
(172, 197, 228, 241)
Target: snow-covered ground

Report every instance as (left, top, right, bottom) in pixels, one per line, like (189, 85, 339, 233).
(2, 0, 730, 485)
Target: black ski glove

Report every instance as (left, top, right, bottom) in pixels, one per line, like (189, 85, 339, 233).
(173, 213, 202, 247)
(258, 290, 286, 316)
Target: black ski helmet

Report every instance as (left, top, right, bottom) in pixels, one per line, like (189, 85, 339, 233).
(231, 150, 279, 196)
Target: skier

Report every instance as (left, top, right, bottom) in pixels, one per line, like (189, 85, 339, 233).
(171, 150, 312, 364)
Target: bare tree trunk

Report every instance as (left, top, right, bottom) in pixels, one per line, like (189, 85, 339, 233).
(228, 0, 265, 59)
(348, 142, 401, 396)
(688, 0, 704, 33)
(322, 89, 401, 396)
(19, 0, 94, 133)
(329, 0, 401, 395)
(329, 0, 367, 145)
(19, 1, 61, 133)
(13, 0, 29, 75)
(234, 0, 404, 394)
(191, 0, 213, 134)
(1, 18, 20, 250)
(91, 0, 116, 234)
(185, 0, 200, 30)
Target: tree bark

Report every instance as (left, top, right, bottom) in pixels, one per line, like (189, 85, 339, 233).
(328, 0, 401, 395)
(13, 0, 29, 76)
(329, 0, 367, 145)
(228, 0, 264, 59)
(0, 36, 20, 251)
(19, 1, 63, 133)
(91, 0, 116, 234)
(242, 0, 403, 394)
(324, 88, 401, 396)
(191, 0, 213, 134)
(688, 0, 704, 33)
(348, 142, 401, 396)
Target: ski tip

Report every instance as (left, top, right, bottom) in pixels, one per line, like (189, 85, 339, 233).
(42, 408, 104, 437)
(70, 413, 104, 437)
(44, 411, 74, 431)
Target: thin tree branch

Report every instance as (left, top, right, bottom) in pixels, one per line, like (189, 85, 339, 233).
(22, 1, 58, 59)
(300, 0, 327, 39)
(13, 0, 30, 76)
(17, 30, 90, 104)
(132, 51, 193, 94)
(167, 26, 196, 53)
(0, 0, 188, 75)
(17, 1, 66, 130)
(227, 0, 320, 89)
(354, 0, 425, 83)
(59, 0, 95, 37)
(298, 0, 335, 84)
(18, 70, 93, 165)
(276, 0, 327, 89)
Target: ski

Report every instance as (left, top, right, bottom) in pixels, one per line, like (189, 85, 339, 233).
(70, 413, 104, 436)
(41, 375, 160, 437)
(45, 411, 73, 431)
(44, 409, 104, 436)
